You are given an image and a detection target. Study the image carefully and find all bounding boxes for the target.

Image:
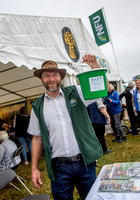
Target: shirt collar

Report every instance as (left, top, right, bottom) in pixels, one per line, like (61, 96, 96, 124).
(44, 88, 64, 99)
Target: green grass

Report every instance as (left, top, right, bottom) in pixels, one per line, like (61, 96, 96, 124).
(1, 133, 140, 200)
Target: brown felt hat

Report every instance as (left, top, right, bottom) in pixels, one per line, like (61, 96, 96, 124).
(34, 60, 66, 79)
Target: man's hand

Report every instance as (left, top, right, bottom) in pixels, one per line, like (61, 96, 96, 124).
(82, 54, 100, 69)
(82, 54, 110, 90)
(32, 168, 43, 189)
(107, 117, 111, 124)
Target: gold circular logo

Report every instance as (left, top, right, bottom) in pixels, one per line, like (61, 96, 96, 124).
(62, 27, 80, 63)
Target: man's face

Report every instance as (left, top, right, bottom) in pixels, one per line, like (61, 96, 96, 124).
(136, 80, 140, 90)
(41, 71, 62, 92)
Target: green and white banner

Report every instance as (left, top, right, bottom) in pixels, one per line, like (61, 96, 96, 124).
(89, 9, 110, 46)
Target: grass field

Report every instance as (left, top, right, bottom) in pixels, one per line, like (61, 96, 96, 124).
(1, 133, 140, 200)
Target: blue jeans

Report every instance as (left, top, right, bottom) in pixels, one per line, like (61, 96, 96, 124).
(51, 158, 96, 200)
(17, 136, 31, 161)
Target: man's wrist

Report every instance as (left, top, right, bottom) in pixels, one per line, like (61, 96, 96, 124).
(32, 165, 38, 171)
(90, 63, 101, 69)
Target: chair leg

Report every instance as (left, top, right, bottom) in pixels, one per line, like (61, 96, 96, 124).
(17, 175, 27, 182)
(16, 176, 33, 195)
(10, 183, 20, 191)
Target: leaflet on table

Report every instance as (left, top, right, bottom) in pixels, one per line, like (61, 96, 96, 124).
(110, 162, 140, 180)
(98, 180, 140, 192)
(100, 164, 113, 180)
(100, 162, 140, 180)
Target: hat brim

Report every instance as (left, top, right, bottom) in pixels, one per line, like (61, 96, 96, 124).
(34, 68, 66, 79)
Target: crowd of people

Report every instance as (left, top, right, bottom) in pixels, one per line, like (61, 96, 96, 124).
(0, 53, 139, 199)
(120, 81, 138, 135)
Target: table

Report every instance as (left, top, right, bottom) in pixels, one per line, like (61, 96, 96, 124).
(86, 164, 140, 200)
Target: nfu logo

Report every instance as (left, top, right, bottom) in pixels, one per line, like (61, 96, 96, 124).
(62, 27, 80, 63)
(93, 15, 107, 42)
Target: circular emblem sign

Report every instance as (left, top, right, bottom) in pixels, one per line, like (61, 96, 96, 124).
(62, 27, 80, 63)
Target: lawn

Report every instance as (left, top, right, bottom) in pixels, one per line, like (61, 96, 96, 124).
(1, 133, 140, 200)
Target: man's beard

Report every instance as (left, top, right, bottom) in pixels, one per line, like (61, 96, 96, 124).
(43, 81, 60, 92)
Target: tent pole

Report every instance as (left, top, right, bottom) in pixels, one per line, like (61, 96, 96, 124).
(25, 98, 30, 115)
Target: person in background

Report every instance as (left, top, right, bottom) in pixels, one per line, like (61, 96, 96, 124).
(120, 81, 138, 135)
(120, 104, 127, 120)
(27, 54, 107, 200)
(87, 101, 112, 154)
(105, 83, 126, 143)
(0, 118, 4, 131)
(0, 130, 21, 170)
(1, 122, 10, 133)
(0, 118, 10, 133)
(133, 77, 140, 128)
(13, 107, 31, 165)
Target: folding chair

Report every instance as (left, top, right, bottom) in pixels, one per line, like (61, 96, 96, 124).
(0, 168, 32, 195)
(21, 194, 50, 200)
(8, 146, 26, 182)
(8, 145, 23, 169)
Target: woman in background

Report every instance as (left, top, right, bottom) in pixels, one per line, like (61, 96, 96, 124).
(0, 130, 21, 170)
(13, 107, 31, 165)
(105, 83, 126, 143)
(87, 101, 112, 154)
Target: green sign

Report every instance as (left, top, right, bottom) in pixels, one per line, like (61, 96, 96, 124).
(89, 9, 110, 46)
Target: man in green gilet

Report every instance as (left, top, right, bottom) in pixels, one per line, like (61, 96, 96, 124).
(28, 54, 107, 200)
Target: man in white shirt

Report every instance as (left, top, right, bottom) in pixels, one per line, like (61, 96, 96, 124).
(28, 54, 108, 200)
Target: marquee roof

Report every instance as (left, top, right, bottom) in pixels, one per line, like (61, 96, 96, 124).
(0, 14, 120, 107)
